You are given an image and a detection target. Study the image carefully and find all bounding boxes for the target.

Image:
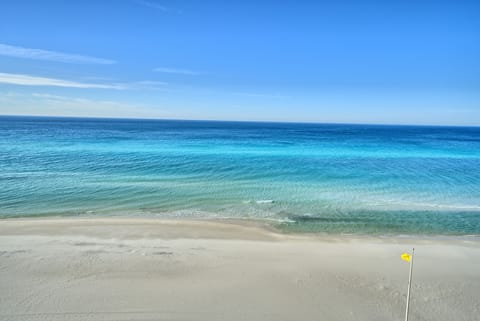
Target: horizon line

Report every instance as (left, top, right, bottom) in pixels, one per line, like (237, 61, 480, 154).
(1, 114, 479, 128)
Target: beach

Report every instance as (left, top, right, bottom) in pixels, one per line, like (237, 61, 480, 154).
(1, 217, 479, 321)
(2, 0, 480, 320)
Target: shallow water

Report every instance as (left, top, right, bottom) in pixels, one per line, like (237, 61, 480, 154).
(1, 116, 479, 235)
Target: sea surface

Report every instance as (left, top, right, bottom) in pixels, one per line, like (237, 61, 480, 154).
(1, 116, 480, 235)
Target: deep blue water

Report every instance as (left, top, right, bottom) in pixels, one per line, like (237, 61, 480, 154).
(1, 116, 480, 235)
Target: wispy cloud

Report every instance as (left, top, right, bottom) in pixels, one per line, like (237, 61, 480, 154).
(0, 92, 169, 119)
(135, 0, 167, 11)
(0, 43, 116, 64)
(153, 67, 199, 75)
(130, 80, 168, 89)
(0, 72, 124, 89)
(0, 72, 169, 91)
(31, 93, 114, 103)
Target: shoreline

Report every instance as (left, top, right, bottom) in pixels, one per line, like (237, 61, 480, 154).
(1, 217, 479, 321)
(1, 215, 479, 242)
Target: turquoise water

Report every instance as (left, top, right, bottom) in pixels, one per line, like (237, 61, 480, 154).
(1, 116, 480, 235)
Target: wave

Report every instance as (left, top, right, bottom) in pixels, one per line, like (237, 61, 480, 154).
(242, 200, 275, 204)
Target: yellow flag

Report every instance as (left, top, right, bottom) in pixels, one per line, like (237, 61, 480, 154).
(401, 253, 412, 262)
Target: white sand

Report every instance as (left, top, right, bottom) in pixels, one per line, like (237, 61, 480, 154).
(0, 218, 479, 321)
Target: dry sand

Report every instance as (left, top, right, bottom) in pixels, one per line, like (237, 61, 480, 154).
(0, 217, 479, 321)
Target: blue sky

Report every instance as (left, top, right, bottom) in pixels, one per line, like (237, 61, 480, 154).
(0, 0, 479, 125)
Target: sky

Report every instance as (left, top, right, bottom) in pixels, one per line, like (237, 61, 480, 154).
(0, 0, 479, 125)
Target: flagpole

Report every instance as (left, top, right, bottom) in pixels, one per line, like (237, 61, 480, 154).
(405, 247, 414, 321)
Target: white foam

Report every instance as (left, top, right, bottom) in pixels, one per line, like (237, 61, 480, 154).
(255, 200, 274, 204)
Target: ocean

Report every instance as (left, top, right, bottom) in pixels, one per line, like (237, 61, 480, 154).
(1, 116, 479, 235)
